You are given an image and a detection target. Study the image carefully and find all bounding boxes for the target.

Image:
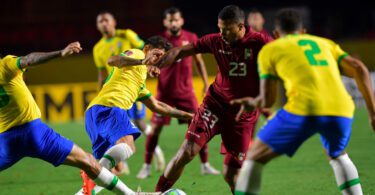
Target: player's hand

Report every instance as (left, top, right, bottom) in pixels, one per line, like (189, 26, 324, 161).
(230, 97, 256, 121)
(147, 66, 161, 78)
(182, 112, 194, 121)
(143, 49, 165, 65)
(61, 42, 82, 57)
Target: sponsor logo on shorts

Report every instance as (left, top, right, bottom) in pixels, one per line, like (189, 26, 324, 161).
(187, 131, 201, 138)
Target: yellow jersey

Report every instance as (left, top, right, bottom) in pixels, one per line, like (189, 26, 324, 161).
(0, 55, 41, 133)
(258, 34, 354, 117)
(88, 49, 151, 110)
(93, 29, 145, 74)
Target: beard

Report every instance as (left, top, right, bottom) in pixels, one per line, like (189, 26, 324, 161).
(169, 27, 181, 36)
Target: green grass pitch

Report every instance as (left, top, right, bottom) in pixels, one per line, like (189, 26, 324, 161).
(1, 108, 374, 194)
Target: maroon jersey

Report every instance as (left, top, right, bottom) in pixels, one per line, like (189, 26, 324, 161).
(158, 29, 199, 100)
(193, 27, 273, 103)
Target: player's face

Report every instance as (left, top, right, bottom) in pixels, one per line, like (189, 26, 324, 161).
(163, 13, 184, 35)
(97, 14, 116, 35)
(247, 12, 264, 32)
(218, 19, 245, 44)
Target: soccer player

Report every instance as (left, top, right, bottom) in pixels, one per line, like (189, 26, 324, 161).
(0, 42, 135, 194)
(153, 5, 273, 193)
(79, 36, 194, 195)
(93, 11, 164, 174)
(247, 9, 271, 38)
(136, 7, 219, 179)
(233, 9, 375, 195)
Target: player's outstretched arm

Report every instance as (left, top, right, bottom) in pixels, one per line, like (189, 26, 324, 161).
(107, 49, 164, 67)
(230, 78, 277, 121)
(154, 44, 196, 68)
(141, 96, 193, 121)
(340, 55, 375, 131)
(19, 42, 82, 69)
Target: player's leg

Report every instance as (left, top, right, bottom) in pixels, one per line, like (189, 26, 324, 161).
(199, 144, 220, 175)
(64, 144, 135, 194)
(138, 122, 165, 179)
(235, 109, 316, 195)
(319, 116, 362, 195)
(155, 99, 218, 192)
(155, 139, 203, 192)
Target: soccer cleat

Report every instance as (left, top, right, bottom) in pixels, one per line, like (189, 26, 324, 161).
(201, 163, 221, 175)
(80, 170, 96, 195)
(137, 164, 152, 179)
(154, 145, 165, 172)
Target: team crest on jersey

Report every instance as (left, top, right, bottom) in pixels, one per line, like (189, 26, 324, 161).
(245, 48, 252, 59)
(182, 40, 190, 46)
(117, 41, 123, 48)
(124, 50, 133, 56)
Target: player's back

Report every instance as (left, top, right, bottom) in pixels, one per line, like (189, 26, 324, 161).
(259, 34, 354, 117)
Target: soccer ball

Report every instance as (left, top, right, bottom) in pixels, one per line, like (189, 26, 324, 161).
(161, 188, 186, 195)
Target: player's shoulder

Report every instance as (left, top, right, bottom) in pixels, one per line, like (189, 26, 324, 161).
(116, 28, 138, 38)
(181, 29, 197, 37)
(1, 55, 19, 64)
(120, 48, 145, 59)
(199, 32, 221, 41)
(93, 38, 104, 51)
(245, 27, 273, 43)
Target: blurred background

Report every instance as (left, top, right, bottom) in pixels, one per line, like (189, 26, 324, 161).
(0, 0, 374, 122)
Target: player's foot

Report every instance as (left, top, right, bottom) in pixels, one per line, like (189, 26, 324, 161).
(201, 163, 220, 175)
(80, 170, 96, 195)
(137, 164, 152, 179)
(154, 145, 165, 172)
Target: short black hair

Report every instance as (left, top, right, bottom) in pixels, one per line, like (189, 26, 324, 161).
(275, 8, 303, 33)
(164, 7, 182, 18)
(145, 36, 172, 51)
(218, 5, 245, 23)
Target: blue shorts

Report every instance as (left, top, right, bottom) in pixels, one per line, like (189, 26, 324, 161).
(127, 101, 146, 120)
(0, 119, 74, 171)
(85, 105, 141, 159)
(258, 109, 353, 158)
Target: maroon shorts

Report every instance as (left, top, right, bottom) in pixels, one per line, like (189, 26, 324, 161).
(151, 94, 199, 125)
(186, 92, 260, 168)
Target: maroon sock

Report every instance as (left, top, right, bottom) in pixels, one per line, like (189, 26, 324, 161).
(155, 175, 176, 192)
(199, 144, 208, 163)
(145, 134, 159, 164)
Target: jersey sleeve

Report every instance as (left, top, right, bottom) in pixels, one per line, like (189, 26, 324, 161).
(137, 86, 152, 101)
(257, 46, 277, 80)
(0, 55, 22, 82)
(193, 34, 214, 53)
(93, 46, 107, 70)
(122, 29, 145, 49)
(333, 43, 349, 66)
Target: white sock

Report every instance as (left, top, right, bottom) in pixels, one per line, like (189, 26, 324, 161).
(144, 124, 152, 136)
(330, 154, 363, 195)
(94, 168, 135, 195)
(235, 160, 263, 195)
(99, 143, 134, 169)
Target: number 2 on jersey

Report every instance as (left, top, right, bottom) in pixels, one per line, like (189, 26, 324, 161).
(298, 39, 328, 66)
